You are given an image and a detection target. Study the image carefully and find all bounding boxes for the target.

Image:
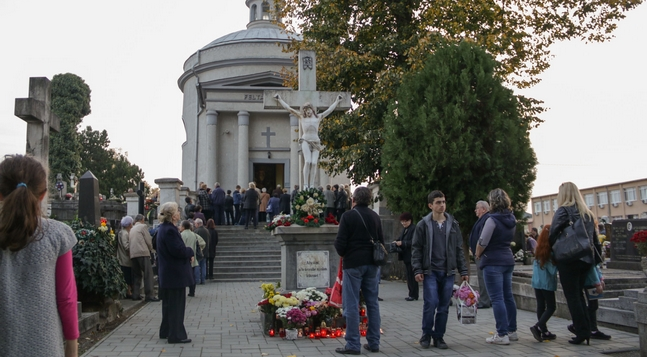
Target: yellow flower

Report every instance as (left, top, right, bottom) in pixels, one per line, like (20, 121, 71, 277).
(269, 298, 275, 304)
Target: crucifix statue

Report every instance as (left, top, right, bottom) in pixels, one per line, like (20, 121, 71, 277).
(264, 50, 351, 189)
(14, 77, 60, 213)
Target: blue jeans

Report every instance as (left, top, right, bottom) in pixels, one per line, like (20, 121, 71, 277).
(483, 265, 517, 336)
(421, 270, 454, 339)
(199, 259, 206, 284)
(193, 266, 201, 286)
(342, 265, 381, 351)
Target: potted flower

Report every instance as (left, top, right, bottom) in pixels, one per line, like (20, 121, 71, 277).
(282, 307, 307, 340)
(258, 282, 280, 335)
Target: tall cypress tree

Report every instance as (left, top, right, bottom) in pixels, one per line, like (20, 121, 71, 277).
(49, 73, 91, 185)
(381, 41, 536, 228)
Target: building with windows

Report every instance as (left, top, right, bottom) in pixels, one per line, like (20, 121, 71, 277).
(531, 179, 647, 228)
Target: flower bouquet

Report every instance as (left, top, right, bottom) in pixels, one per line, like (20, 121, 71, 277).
(453, 281, 479, 324)
(325, 213, 339, 225)
(292, 188, 326, 227)
(265, 214, 292, 231)
(630, 230, 647, 256)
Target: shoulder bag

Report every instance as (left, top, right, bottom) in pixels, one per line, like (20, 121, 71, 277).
(552, 208, 593, 264)
(354, 209, 388, 266)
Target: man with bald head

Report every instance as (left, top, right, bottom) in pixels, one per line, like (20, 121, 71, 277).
(469, 200, 491, 309)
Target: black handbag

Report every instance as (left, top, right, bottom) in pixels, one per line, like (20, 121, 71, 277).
(552, 208, 593, 264)
(355, 210, 389, 266)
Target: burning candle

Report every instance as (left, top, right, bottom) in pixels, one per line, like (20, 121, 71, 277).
(309, 332, 315, 339)
(269, 329, 275, 337)
(360, 308, 366, 317)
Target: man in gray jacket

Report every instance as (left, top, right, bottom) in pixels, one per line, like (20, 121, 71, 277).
(130, 214, 159, 302)
(411, 190, 468, 350)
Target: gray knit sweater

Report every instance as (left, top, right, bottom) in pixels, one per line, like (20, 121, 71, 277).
(0, 219, 77, 357)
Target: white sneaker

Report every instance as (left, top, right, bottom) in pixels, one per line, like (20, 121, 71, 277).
(508, 332, 518, 341)
(486, 334, 510, 345)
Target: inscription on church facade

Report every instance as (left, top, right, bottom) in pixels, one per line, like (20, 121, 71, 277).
(244, 94, 263, 101)
(296, 251, 329, 288)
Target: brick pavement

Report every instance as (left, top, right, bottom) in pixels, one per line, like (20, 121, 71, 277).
(82, 279, 639, 357)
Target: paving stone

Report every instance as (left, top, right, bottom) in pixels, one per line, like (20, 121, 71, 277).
(82, 279, 640, 357)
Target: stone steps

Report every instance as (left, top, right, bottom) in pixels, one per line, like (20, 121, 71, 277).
(212, 227, 281, 282)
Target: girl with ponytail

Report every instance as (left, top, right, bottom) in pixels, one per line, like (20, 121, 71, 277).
(0, 155, 79, 357)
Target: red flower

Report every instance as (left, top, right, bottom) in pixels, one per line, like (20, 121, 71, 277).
(631, 230, 647, 244)
(304, 219, 309, 223)
(314, 219, 319, 223)
(277, 221, 283, 226)
(306, 215, 314, 220)
(284, 222, 291, 226)
(283, 293, 292, 298)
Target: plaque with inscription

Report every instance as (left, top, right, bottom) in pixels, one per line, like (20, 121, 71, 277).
(610, 219, 647, 262)
(296, 251, 329, 288)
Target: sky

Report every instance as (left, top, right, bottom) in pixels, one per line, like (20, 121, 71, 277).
(1, 0, 646, 202)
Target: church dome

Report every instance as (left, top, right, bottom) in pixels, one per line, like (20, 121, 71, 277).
(201, 25, 295, 50)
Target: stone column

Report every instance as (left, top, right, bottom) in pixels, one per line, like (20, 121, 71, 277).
(124, 192, 139, 217)
(237, 111, 250, 185)
(155, 178, 183, 207)
(206, 110, 218, 187)
(289, 114, 299, 190)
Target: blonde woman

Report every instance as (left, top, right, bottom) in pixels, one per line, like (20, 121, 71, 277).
(156, 202, 194, 344)
(549, 182, 602, 345)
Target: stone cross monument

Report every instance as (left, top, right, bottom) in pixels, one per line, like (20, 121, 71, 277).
(264, 50, 351, 189)
(14, 77, 60, 214)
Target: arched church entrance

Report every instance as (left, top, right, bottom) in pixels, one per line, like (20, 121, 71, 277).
(253, 162, 285, 192)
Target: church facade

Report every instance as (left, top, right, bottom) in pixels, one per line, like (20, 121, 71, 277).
(178, 0, 343, 193)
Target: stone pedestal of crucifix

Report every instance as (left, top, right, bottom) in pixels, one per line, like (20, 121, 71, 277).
(14, 77, 60, 215)
(264, 50, 351, 189)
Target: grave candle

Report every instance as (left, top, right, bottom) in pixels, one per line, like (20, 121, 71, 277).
(269, 329, 275, 337)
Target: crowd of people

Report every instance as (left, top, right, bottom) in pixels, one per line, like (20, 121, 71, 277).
(183, 182, 354, 228)
(334, 185, 609, 355)
(0, 155, 614, 355)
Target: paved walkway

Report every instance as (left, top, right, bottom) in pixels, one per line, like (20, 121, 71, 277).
(83, 279, 639, 357)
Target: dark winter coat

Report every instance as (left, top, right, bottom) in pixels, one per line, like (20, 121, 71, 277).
(334, 205, 384, 270)
(396, 224, 416, 263)
(411, 212, 468, 277)
(156, 221, 194, 289)
(243, 188, 259, 210)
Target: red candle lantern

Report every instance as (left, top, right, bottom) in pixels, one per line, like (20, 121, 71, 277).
(269, 329, 275, 337)
(360, 330, 367, 337)
(359, 308, 366, 317)
(309, 332, 315, 339)
(279, 328, 286, 338)
(362, 317, 368, 324)
(321, 328, 328, 337)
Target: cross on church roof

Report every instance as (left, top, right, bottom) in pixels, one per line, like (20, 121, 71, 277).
(261, 126, 276, 148)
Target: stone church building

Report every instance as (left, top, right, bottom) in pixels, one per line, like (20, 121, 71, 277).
(178, 0, 344, 192)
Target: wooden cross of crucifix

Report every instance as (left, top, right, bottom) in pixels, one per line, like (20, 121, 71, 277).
(263, 50, 351, 112)
(263, 50, 351, 188)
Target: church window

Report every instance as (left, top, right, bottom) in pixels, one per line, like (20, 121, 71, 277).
(261, 1, 271, 20)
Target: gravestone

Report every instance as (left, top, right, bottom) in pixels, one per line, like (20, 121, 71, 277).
(14, 77, 60, 214)
(78, 171, 101, 227)
(607, 219, 647, 270)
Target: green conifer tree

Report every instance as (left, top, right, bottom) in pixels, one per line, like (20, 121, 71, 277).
(381, 41, 536, 227)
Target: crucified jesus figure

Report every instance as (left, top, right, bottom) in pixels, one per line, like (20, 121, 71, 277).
(274, 93, 343, 189)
